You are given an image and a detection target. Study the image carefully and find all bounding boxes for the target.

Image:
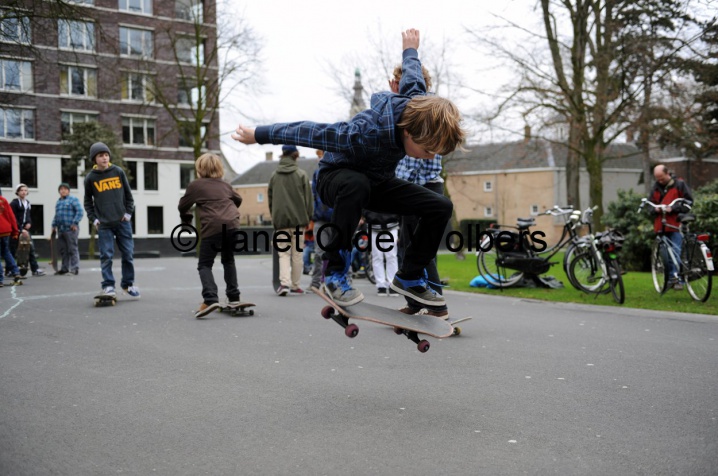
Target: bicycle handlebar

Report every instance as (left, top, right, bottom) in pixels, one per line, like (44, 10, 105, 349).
(541, 205, 574, 216)
(637, 197, 692, 213)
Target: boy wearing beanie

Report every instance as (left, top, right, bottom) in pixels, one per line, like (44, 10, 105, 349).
(51, 183, 84, 275)
(83, 142, 140, 298)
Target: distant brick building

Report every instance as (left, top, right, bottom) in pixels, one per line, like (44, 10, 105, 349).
(0, 0, 227, 254)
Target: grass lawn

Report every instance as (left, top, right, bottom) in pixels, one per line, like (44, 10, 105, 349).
(437, 252, 717, 316)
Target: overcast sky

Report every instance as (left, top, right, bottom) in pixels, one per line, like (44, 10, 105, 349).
(219, 0, 533, 174)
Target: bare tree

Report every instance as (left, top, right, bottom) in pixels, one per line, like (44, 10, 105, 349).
(466, 0, 698, 227)
(148, 1, 263, 164)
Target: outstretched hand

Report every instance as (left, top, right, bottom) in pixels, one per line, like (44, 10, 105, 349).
(231, 124, 257, 144)
(402, 28, 420, 51)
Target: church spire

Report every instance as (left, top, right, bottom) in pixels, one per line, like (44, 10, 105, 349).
(349, 68, 366, 119)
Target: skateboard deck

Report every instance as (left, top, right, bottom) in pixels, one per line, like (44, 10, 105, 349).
(217, 302, 256, 317)
(15, 232, 31, 277)
(93, 293, 117, 307)
(311, 286, 467, 353)
(49, 230, 58, 273)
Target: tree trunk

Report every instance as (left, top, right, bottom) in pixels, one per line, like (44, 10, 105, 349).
(585, 145, 604, 230)
(566, 118, 581, 209)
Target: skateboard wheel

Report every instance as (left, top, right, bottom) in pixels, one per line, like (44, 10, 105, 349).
(321, 306, 335, 319)
(393, 327, 403, 335)
(248, 310, 254, 316)
(453, 327, 461, 336)
(345, 324, 359, 338)
(417, 340, 430, 353)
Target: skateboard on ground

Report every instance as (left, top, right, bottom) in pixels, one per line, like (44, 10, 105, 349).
(93, 293, 117, 307)
(311, 286, 470, 353)
(15, 231, 31, 277)
(217, 302, 256, 317)
(49, 230, 58, 273)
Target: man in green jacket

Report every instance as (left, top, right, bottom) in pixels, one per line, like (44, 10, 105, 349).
(269, 145, 313, 295)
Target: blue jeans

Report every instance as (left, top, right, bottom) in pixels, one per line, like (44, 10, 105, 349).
(664, 232, 683, 280)
(98, 221, 135, 289)
(303, 240, 315, 271)
(1, 236, 20, 279)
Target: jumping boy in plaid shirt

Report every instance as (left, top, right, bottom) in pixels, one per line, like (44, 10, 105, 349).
(232, 28, 465, 314)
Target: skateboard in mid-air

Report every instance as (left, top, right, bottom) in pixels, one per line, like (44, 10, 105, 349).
(93, 293, 117, 307)
(217, 302, 256, 317)
(15, 231, 31, 277)
(311, 286, 471, 353)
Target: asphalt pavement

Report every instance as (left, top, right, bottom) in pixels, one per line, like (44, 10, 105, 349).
(1, 256, 716, 475)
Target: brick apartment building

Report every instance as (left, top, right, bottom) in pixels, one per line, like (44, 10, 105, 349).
(0, 0, 224, 256)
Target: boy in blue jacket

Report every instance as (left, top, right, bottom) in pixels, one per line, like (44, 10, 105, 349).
(232, 29, 465, 313)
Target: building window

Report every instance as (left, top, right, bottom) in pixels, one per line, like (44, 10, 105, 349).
(180, 163, 195, 188)
(257, 193, 264, 203)
(147, 206, 163, 234)
(19, 156, 37, 188)
(29, 204, 44, 236)
(121, 72, 154, 102)
(530, 204, 539, 216)
(484, 207, 493, 217)
(126, 161, 137, 190)
(0, 59, 33, 92)
(484, 181, 492, 192)
(119, 27, 153, 58)
(0, 155, 10, 187)
(61, 158, 79, 189)
(60, 66, 97, 97)
(122, 117, 155, 146)
(144, 161, 158, 191)
(178, 121, 207, 149)
(60, 111, 98, 136)
(0, 108, 34, 139)
(119, 0, 152, 15)
(58, 20, 95, 52)
(177, 82, 205, 107)
(175, 0, 204, 22)
(176, 37, 204, 65)
(0, 15, 31, 44)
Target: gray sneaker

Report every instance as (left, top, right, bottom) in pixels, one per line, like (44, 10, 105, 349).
(390, 275, 446, 307)
(323, 272, 364, 306)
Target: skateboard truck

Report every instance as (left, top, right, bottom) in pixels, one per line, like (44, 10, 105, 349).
(392, 327, 431, 352)
(321, 306, 359, 338)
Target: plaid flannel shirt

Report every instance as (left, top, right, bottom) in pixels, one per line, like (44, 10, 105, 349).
(52, 195, 84, 232)
(394, 154, 443, 185)
(254, 48, 427, 183)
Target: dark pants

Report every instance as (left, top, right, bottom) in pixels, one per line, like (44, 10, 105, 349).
(316, 168, 452, 279)
(397, 181, 444, 295)
(198, 229, 240, 304)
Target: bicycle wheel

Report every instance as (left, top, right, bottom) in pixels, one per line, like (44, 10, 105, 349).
(684, 242, 712, 302)
(651, 241, 669, 294)
(569, 250, 605, 293)
(607, 259, 625, 304)
(476, 248, 524, 288)
(564, 239, 590, 288)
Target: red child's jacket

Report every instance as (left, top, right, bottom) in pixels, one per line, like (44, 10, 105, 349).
(0, 196, 19, 239)
(649, 177, 693, 233)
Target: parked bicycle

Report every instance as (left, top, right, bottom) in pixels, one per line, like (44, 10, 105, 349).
(475, 205, 592, 289)
(638, 197, 714, 302)
(569, 228, 626, 304)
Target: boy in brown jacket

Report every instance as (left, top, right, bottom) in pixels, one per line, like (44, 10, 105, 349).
(178, 153, 244, 318)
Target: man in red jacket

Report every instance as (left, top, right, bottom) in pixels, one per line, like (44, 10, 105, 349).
(0, 194, 21, 286)
(649, 164, 694, 290)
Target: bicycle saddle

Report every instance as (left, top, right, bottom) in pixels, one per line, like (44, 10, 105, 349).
(516, 218, 535, 229)
(678, 213, 695, 223)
